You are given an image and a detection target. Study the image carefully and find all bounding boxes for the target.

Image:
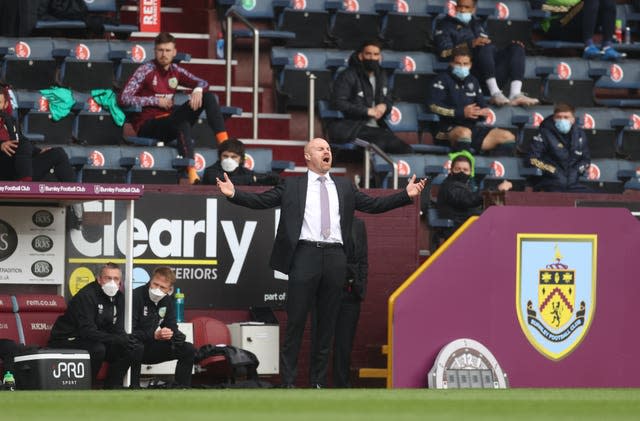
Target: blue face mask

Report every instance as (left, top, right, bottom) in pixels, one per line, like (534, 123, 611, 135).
(456, 12, 473, 24)
(554, 119, 572, 134)
(451, 65, 470, 80)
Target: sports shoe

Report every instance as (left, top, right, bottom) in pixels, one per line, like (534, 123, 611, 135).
(583, 44, 602, 60)
(602, 46, 626, 61)
(489, 92, 510, 106)
(510, 93, 540, 107)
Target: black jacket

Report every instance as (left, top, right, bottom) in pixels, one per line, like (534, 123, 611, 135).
(0, 110, 40, 181)
(433, 15, 488, 61)
(49, 281, 126, 345)
(328, 52, 394, 143)
(428, 68, 486, 133)
(437, 174, 483, 229)
(529, 115, 591, 191)
(201, 160, 280, 186)
(131, 282, 179, 344)
(230, 174, 411, 274)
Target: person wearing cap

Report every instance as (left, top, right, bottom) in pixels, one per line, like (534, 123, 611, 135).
(433, 0, 539, 107)
(120, 32, 230, 185)
(528, 102, 591, 192)
(428, 47, 517, 155)
(437, 150, 512, 240)
(201, 138, 280, 186)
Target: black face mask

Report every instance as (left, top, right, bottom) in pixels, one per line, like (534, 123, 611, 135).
(362, 59, 379, 72)
(450, 172, 470, 183)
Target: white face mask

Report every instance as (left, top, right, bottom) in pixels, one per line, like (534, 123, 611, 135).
(148, 287, 166, 304)
(101, 280, 119, 297)
(221, 157, 240, 172)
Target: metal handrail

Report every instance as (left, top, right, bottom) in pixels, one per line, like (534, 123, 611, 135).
(353, 138, 399, 189)
(225, 8, 259, 139)
(307, 73, 316, 140)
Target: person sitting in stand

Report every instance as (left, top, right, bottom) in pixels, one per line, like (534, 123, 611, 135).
(433, 0, 539, 106)
(201, 138, 279, 186)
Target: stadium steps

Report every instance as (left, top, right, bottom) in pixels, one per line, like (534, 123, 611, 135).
(358, 345, 389, 379)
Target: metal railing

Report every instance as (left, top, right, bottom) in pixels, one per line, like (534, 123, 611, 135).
(225, 8, 259, 139)
(308, 73, 316, 140)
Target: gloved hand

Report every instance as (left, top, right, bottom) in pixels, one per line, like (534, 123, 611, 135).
(171, 330, 186, 348)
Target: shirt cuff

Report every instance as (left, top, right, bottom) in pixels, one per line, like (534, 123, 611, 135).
(192, 87, 203, 93)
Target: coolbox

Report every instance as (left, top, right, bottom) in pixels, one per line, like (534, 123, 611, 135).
(14, 349, 91, 390)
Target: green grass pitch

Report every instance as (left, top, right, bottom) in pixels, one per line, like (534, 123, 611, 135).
(2, 389, 640, 420)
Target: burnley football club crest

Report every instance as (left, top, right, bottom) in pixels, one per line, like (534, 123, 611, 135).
(516, 234, 597, 360)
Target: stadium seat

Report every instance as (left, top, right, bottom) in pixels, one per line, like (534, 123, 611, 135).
(0, 295, 20, 344)
(271, 47, 333, 111)
(119, 146, 189, 185)
(533, 56, 607, 107)
(0, 37, 58, 90)
(593, 61, 640, 107)
(378, 0, 432, 51)
(327, 0, 382, 50)
(12, 294, 67, 347)
(217, 1, 296, 41)
(21, 92, 79, 145)
(382, 51, 439, 103)
(479, 0, 534, 48)
(73, 92, 123, 146)
(383, 102, 435, 148)
(274, 0, 332, 47)
(191, 316, 232, 381)
(85, 0, 139, 38)
(581, 158, 624, 193)
(53, 39, 115, 92)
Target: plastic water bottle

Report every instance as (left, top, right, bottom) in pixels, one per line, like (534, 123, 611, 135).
(615, 19, 623, 43)
(216, 32, 225, 59)
(3, 371, 15, 391)
(175, 288, 185, 322)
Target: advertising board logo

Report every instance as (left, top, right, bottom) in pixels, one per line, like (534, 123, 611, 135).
(15, 41, 31, 58)
(244, 153, 255, 170)
(33, 210, 54, 227)
(194, 153, 205, 172)
(32, 235, 54, 253)
(31, 260, 53, 278)
(532, 112, 544, 127)
(344, 0, 360, 12)
(293, 52, 309, 69)
(496, 2, 510, 19)
(581, 113, 595, 130)
(516, 236, 597, 360)
(87, 98, 102, 113)
(402, 56, 416, 72)
(397, 159, 411, 177)
(396, 0, 409, 13)
(556, 62, 572, 80)
(139, 151, 155, 169)
(388, 106, 402, 125)
(0, 220, 18, 262)
(89, 150, 105, 167)
(587, 163, 600, 180)
(131, 44, 146, 62)
(52, 361, 86, 379)
(75, 43, 90, 60)
(631, 114, 640, 130)
(293, 0, 307, 9)
(491, 160, 505, 177)
(38, 96, 50, 112)
(610, 64, 623, 83)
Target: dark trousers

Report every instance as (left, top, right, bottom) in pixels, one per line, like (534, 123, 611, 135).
(543, 0, 616, 44)
(0, 139, 32, 180)
(473, 43, 525, 86)
(130, 340, 196, 387)
(48, 338, 134, 389)
(280, 243, 346, 386)
(332, 292, 361, 388)
(354, 126, 413, 155)
(0, 145, 74, 182)
(0, 339, 19, 373)
(138, 92, 226, 160)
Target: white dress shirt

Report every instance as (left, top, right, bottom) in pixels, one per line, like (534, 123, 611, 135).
(299, 170, 343, 244)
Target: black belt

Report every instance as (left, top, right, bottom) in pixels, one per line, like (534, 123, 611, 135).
(298, 240, 343, 249)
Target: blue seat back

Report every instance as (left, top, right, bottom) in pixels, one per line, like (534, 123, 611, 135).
(244, 148, 274, 173)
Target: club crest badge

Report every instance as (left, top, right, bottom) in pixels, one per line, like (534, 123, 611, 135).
(168, 77, 178, 89)
(516, 234, 597, 360)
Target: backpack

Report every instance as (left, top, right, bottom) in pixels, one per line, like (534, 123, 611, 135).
(195, 344, 261, 384)
(48, 0, 88, 20)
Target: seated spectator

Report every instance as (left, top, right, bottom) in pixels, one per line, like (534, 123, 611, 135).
(530, 0, 624, 61)
(48, 263, 136, 389)
(428, 47, 516, 155)
(201, 138, 280, 186)
(328, 40, 413, 154)
(434, 0, 539, 106)
(528, 102, 592, 192)
(0, 86, 75, 183)
(437, 151, 512, 239)
(119, 32, 230, 185)
(130, 267, 195, 388)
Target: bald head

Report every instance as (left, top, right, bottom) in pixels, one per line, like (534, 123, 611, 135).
(304, 138, 332, 174)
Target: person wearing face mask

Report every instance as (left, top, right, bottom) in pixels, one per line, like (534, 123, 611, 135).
(437, 151, 512, 240)
(130, 266, 195, 388)
(529, 102, 591, 192)
(48, 263, 136, 389)
(327, 40, 413, 154)
(433, 0, 539, 107)
(429, 47, 517, 155)
(201, 137, 280, 186)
